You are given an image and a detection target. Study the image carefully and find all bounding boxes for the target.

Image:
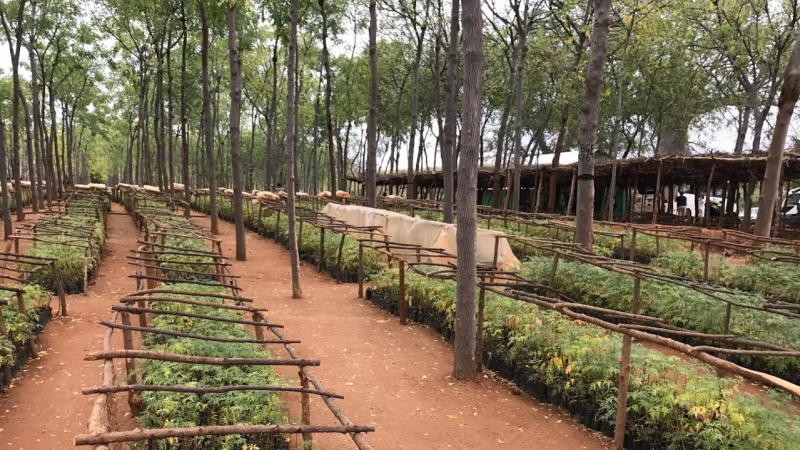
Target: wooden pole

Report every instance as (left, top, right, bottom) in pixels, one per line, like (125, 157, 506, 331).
(120, 312, 137, 384)
(613, 276, 641, 449)
(398, 260, 406, 325)
(705, 163, 716, 228)
(566, 169, 576, 216)
(358, 243, 364, 298)
(651, 160, 662, 224)
(475, 275, 486, 373)
(319, 227, 325, 272)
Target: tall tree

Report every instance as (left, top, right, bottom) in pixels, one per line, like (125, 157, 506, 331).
(198, 0, 219, 234)
(441, 0, 458, 222)
(0, 106, 11, 238)
(318, 0, 337, 194)
(180, 0, 191, 217)
(366, 0, 378, 206)
(511, 1, 531, 211)
(0, 0, 27, 220)
(228, 1, 246, 260)
(365, 0, 377, 204)
(574, 0, 612, 251)
(286, 0, 303, 298)
(405, 0, 428, 200)
(453, 0, 482, 381)
(754, 34, 800, 237)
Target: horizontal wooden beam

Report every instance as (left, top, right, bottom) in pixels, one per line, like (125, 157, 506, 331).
(81, 383, 343, 399)
(84, 349, 320, 367)
(75, 424, 375, 445)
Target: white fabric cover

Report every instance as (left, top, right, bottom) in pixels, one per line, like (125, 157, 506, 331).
(321, 203, 520, 270)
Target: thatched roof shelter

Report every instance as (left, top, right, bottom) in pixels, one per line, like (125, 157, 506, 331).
(348, 152, 800, 191)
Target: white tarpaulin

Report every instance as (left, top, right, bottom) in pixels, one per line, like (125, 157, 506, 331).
(321, 203, 520, 270)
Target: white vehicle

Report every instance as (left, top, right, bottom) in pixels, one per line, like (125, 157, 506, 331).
(782, 188, 800, 219)
(635, 186, 735, 217)
(635, 191, 703, 217)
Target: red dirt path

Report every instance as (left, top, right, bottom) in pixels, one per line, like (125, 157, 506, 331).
(0, 204, 136, 449)
(191, 214, 612, 450)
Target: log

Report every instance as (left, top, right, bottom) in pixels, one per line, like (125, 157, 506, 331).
(99, 321, 299, 345)
(85, 349, 320, 367)
(81, 384, 344, 399)
(110, 305, 282, 328)
(131, 288, 250, 302)
(120, 296, 263, 312)
(75, 424, 375, 446)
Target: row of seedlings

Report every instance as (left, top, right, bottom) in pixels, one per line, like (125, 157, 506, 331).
(77, 194, 374, 449)
(355, 195, 800, 310)
(14, 191, 109, 294)
(352, 231, 800, 449)
(0, 258, 62, 390)
(194, 192, 800, 448)
(0, 191, 107, 390)
(204, 190, 800, 379)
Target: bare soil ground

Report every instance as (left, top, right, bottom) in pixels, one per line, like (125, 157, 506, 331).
(0, 204, 136, 449)
(191, 214, 612, 450)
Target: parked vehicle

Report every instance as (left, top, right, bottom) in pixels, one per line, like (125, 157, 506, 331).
(782, 188, 800, 219)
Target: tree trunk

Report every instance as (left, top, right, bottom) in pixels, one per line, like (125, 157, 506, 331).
(286, 0, 303, 298)
(27, 39, 44, 211)
(199, 0, 218, 234)
(491, 47, 516, 208)
(574, 0, 612, 252)
(0, 108, 12, 238)
(442, 0, 458, 222)
(265, 39, 278, 190)
(365, 0, 378, 206)
(227, 4, 246, 261)
(181, 2, 191, 216)
(316, 0, 337, 195)
(511, 11, 529, 212)
(754, 34, 800, 237)
(20, 91, 36, 211)
(406, 11, 428, 200)
(453, 0, 481, 382)
(167, 39, 175, 196)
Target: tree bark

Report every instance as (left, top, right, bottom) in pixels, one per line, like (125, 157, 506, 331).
(19, 91, 36, 211)
(181, 2, 191, 217)
(491, 44, 516, 208)
(511, 7, 529, 212)
(26, 40, 44, 210)
(286, 0, 303, 298)
(318, 0, 338, 195)
(754, 34, 800, 237)
(453, 0, 482, 381)
(265, 39, 278, 190)
(365, 0, 379, 206)
(442, 0, 458, 221)
(167, 38, 175, 196)
(227, 4, 246, 261)
(199, 0, 218, 234)
(0, 109, 12, 238)
(406, 7, 428, 200)
(574, 0, 612, 252)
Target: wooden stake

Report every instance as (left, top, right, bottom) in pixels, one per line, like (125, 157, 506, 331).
(613, 277, 641, 449)
(399, 260, 407, 325)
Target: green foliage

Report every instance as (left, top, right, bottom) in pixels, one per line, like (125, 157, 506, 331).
(21, 195, 107, 292)
(522, 256, 800, 378)
(132, 206, 289, 449)
(368, 268, 800, 449)
(0, 284, 52, 366)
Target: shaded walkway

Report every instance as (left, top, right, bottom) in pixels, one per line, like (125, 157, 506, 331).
(0, 204, 136, 449)
(194, 214, 612, 450)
